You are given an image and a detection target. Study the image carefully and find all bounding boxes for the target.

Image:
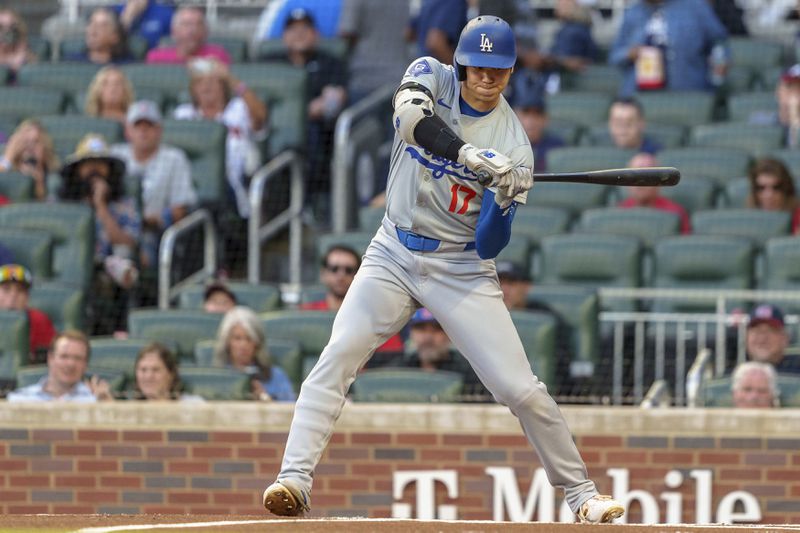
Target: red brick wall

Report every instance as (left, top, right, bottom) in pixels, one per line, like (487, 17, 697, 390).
(0, 405, 798, 523)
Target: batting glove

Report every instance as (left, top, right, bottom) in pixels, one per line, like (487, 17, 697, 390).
(457, 144, 515, 182)
(494, 186, 515, 209)
(497, 167, 534, 198)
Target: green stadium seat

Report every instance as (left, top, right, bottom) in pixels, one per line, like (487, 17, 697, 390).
(358, 206, 385, 232)
(254, 38, 348, 61)
(497, 238, 533, 275)
(29, 282, 85, 332)
(88, 337, 161, 379)
(582, 122, 686, 149)
(194, 337, 303, 386)
(762, 236, 800, 310)
(577, 207, 681, 249)
(127, 309, 223, 361)
(0, 228, 53, 280)
(721, 177, 750, 208)
(760, 66, 783, 91)
(161, 118, 227, 207)
(0, 65, 7, 85)
(0, 171, 34, 202)
(27, 36, 51, 62)
(510, 310, 557, 386)
(209, 37, 249, 62)
(351, 368, 464, 403)
(698, 374, 800, 407)
(547, 146, 636, 174)
(121, 64, 190, 106)
(166, 365, 252, 400)
(0, 203, 94, 288)
(727, 92, 775, 122)
(658, 147, 751, 185)
(635, 91, 715, 127)
(298, 283, 327, 305)
(689, 123, 783, 157)
(15, 364, 127, 395)
(17, 63, 101, 94)
(561, 65, 621, 95)
(511, 205, 572, 248)
(659, 175, 716, 214)
(691, 209, 791, 246)
(315, 231, 374, 262)
(0, 310, 28, 383)
(770, 149, 800, 179)
(177, 281, 281, 312)
(724, 64, 757, 95)
(230, 63, 307, 156)
(652, 235, 754, 312)
(0, 87, 66, 122)
(729, 37, 784, 71)
(547, 92, 612, 128)
(546, 119, 583, 145)
(37, 115, 123, 160)
(525, 182, 608, 218)
(260, 310, 335, 360)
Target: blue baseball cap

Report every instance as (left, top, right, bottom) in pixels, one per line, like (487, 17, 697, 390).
(409, 308, 437, 327)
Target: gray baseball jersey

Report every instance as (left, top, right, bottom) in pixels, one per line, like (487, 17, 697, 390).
(386, 56, 533, 244)
(273, 56, 599, 516)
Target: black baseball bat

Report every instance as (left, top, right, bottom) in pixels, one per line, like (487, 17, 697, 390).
(477, 167, 681, 187)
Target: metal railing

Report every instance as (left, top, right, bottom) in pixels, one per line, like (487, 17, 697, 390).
(158, 208, 217, 309)
(247, 150, 304, 286)
(331, 84, 395, 233)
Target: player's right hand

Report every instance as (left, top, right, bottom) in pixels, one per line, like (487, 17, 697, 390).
(457, 144, 515, 183)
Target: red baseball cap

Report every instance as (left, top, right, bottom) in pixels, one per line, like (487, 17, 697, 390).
(748, 303, 785, 329)
(781, 64, 800, 83)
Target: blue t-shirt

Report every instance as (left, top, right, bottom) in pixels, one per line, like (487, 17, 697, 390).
(411, 0, 467, 58)
(113, 1, 174, 50)
(260, 366, 296, 402)
(0, 243, 13, 266)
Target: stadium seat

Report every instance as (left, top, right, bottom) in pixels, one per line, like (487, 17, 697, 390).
(254, 38, 348, 61)
(721, 177, 750, 208)
(511, 205, 572, 248)
(510, 310, 557, 386)
(727, 92, 775, 122)
(496, 238, 533, 275)
(75, 86, 168, 116)
(547, 91, 612, 128)
(658, 147, 751, 185)
(17, 63, 101, 94)
(583, 122, 686, 149)
(261, 310, 336, 378)
(659, 175, 717, 214)
(230, 63, 307, 156)
(652, 235, 754, 312)
(209, 37, 249, 62)
(762, 236, 800, 310)
(59, 35, 149, 62)
(29, 282, 85, 332)
(0, 87, 66, 123)
(0, 228, 53, 280)
(15, 364, 127, 395)
(315, 231, 375, 262)
(724, 64, 757, 95)
(121, 64, 190, 107)
(167, 365, 252, 400)
(635, 91, 715, 127)
(689, 123, 783, 157)
(177, 281, 281, 312)
(127, 309, 223, 361)
(547, 146, 636, 174)
(27, 36, 51, 62)
(88, 337, 162, 378)
(350, 368, 464, 403)
(0, 310, 28, 384)
(358, 206, 385, 232)
(298, 283, 327, 305)
(577, 207, 682, 249)
(525, 181, 610, 215)
(691, 209, 791, 246)
(161, 118, 227, 207)
(770, 149, 800, 179)
(729, 37, 784, 72)
(546, 118, 583, 145)
(37, 115, 123, 160)
(193, 336, 303, 386)
(0, 171, 34, 202)
(698, 374, 800, 407)
(561, 65, 621, 95)
(0, 203, 94, 289)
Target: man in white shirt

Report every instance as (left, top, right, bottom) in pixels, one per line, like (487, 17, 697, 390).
(112, 100, 198, 269)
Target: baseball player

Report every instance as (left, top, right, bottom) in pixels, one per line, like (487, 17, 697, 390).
(263, 16, 625, 524)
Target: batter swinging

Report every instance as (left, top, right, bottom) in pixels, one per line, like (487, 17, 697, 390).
(263, 16, 625, 524)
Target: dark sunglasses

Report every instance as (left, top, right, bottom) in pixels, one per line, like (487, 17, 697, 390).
(325, 264, 357, 275)
(755, 184, 785, 192)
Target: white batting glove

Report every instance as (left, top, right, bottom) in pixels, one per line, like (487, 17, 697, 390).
(457, 144, 515, 183)
(496, 167, 534, 198)
(494, 186, 514, 209)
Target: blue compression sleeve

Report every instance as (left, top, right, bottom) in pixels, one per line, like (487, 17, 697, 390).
(475, 191, 517, 259)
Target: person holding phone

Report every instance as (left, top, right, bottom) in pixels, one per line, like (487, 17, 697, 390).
(0, 120, 59, 201)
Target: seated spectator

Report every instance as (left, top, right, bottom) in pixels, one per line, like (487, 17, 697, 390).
(112, 100, 197, 269)
(608, 97, 661, 154)
(7, 330, 113, 402)
(0, 264, 56, 363)
(731, 361, 779, 408)
(407, 0, 467, 65)
(747, 158, 800, 233)
(64, 7, 133, 65)
(128, 342, 202, 401)
(388, 308, 488, 401)
(213, 306, 296, 402)
(302, 245, 404, 357)
(0, 8, 35, 82)
(0, 119, 59, 201)
(260, 8, 347, 216)
(146, 6, 230, 65)
(203, 280, 237, 314)
(513, 90, 564, 173)
(114, 0, 174, 51)
(173, 58, 267, 219)
(545, 0, 599, 76)
(60, 134, 140, 334)
(84, 66, 136, 124)
(745, 304, 800, 374)
(609, 0, 728, 96)
(254, 0, 343, 41)
(618, 153, 691, 233)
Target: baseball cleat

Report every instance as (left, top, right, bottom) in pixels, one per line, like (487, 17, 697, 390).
(577, 494, 625, 523)
(262, 479, 311, 517)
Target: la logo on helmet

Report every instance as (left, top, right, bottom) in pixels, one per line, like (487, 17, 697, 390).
(479, 33, 493, 52)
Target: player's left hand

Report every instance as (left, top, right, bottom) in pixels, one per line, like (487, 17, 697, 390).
(496, 167, 534, 198)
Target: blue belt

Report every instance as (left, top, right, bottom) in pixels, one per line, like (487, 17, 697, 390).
(395, 227, 476, 252)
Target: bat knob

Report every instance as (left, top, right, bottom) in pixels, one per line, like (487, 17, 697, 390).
(477, 170, 492, 187)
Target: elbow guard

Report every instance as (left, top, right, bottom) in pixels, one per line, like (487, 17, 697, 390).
(393, 84, 435, 146)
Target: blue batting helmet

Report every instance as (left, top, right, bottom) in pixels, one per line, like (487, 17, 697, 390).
(454, 16, 517, 81)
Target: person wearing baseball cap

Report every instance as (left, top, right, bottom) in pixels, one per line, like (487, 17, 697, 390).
(203, 281, 237, 314)
(512, 86, 565, 173)
(0, 263, 56, 362)
(746, 303, 800, 374)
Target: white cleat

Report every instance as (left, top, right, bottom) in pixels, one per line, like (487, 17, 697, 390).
(262, 479, 311, 517)
(577, 494, 625, 524)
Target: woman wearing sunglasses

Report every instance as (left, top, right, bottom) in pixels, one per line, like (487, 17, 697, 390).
(747, 157, 800, 233)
